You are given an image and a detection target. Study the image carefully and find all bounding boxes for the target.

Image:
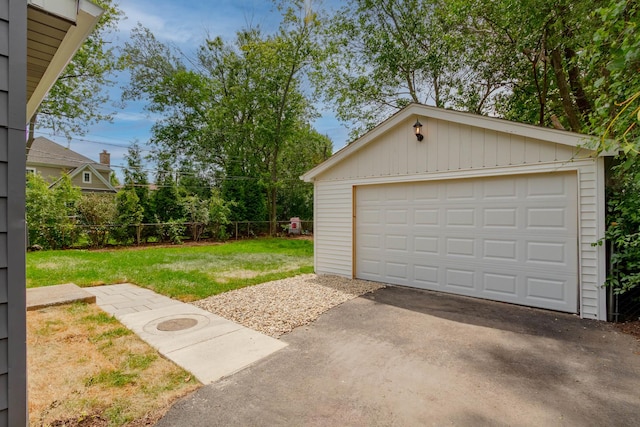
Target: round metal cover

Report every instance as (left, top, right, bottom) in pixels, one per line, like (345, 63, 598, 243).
(156, 317, 198, 332)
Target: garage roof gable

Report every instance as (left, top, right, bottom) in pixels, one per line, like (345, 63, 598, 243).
(302, 103, 599, 182)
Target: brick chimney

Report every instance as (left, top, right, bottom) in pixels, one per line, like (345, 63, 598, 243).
(99, 150, 110, 166)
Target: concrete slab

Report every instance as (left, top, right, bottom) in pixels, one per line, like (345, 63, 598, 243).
(85, 284, 287, 384)
(119, 306, 244, 354)
(167, 327, 287, 384)
(26, 283, 95, 311)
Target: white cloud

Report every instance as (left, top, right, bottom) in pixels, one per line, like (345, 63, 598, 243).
(115, 111, 160, 123)
(116, 2, 202, 45)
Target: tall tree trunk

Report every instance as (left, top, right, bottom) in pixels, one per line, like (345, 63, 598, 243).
(564, 47, 592, 118)
(269, 146, 279, 236)
(550, 48, 581, 132)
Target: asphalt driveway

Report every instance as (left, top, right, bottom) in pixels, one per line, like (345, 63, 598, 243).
(156, 286, 640, 426)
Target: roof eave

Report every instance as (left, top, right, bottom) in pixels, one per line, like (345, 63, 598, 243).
(26, 0, 104, 120)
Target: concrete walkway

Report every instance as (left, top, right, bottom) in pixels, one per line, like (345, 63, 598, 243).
(84, 284, 287, 384)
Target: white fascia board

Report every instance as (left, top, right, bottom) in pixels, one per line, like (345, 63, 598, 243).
(27, 0, 79, 23)
(26, 0, 104, 120)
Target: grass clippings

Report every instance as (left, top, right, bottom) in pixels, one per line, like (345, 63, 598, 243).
(28, 303, 199, 426)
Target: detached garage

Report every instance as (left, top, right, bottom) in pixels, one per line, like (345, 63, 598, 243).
(302, 104, 608, 320)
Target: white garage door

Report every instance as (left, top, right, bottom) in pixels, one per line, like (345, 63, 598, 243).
(355, 173, 578, 313)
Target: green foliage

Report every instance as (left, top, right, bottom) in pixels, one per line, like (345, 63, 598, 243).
(153, 158, 184, 224)
(123, 2, 330, 232)
(26, 173, 81, 249)
(76, 193, 117, 248)
(317, 0, 461, 136)
(181, 195, 209, 241)
(35, 0, 125, 138)
(114, 189, 144, 244)
(600, 158, 640, 295)
(208, 190, 233, 241)
(157, 219, 185, 245)
(584, 1, 640, 153)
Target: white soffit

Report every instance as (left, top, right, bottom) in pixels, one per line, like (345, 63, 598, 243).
(26, 0, 103, 120)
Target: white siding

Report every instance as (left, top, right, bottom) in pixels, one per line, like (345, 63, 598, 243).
(311, 114, 606, 320)
(314, 181, 353, 277)
(316, 118, 592, 182)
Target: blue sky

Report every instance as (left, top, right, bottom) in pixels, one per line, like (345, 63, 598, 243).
(38, 0, 349, 180)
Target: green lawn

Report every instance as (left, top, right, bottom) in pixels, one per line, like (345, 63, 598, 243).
(27, 238, 314, 301)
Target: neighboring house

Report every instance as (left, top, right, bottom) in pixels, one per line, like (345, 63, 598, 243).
(303, 103, 610, 321)
(27, 136, 116, 193)
(1, 0, 103, 424)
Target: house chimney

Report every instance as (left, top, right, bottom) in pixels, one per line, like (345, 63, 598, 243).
(99, 150, 110, 166)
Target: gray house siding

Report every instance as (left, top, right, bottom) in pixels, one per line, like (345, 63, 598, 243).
(1, 0, 27, 426)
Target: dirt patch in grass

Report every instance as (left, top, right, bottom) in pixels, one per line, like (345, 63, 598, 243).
(28, 303, 199, 426)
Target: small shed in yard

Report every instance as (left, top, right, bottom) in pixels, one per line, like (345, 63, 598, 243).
(302, 104, 608, 320)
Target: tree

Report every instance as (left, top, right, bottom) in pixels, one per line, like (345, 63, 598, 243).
(152, 156, 184, 224)
(316, 0, 465, 136)
(123, 1, 328, 234)
(29, 0, 124, 151)
(115, 188, 144, 244)
(122, 143, 153, 220)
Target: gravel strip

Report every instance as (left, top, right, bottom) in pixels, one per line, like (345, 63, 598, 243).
(192, 274, 385, 337)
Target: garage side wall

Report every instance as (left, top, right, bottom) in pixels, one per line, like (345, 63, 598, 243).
(313, 118, 606, 320)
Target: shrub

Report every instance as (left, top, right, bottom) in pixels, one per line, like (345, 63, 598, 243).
(77, 193, 117, 247)
(26, 174, 81, 249)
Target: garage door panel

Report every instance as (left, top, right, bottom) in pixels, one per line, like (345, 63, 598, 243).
(414, 209, 439, 225)
(359, 259, 382, 276)
(386, 209, 408, 224)
(356, 173, 578, 313)
(527, 207, 568, 229)
(414, 185, 439, 201)
(526, 241, 570, 265)
(359, 233, 380, 249)
(446, 238, 475, 257)
(445, 268, 476, 289)
(358, 209, 380, 224)
(526, 277, 568, 302)
(483, 208, 518, 227)
(446, 208, 475, 226)
(483, 179, 517, 199)
(385, 262, 409, 280)
(482, 273, 518, 296)
(414, 265, 439, 285)
(414, 236, 438, 254)
(483, 239, 518, 261)
(385, 234, 408, 251)
(446, 181, 476, 199)
(526, 175, 567, 197)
